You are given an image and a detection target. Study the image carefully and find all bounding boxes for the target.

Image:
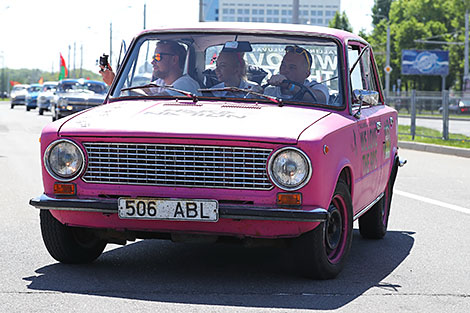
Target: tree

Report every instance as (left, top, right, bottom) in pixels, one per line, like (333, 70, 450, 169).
(369, 0, 469, 92)
(328, 11, 353, 33)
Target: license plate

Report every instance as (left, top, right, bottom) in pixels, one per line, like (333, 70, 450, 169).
(118, 198, 219, 222)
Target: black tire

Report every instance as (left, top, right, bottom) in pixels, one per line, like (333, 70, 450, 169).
(38, 108, 44, 115)
(292, 180, 353, 279)
(40, 210, 106, 264)
(359, 160, 397, 239)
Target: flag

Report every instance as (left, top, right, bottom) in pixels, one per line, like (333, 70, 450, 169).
(10, 81, 20, 86)
(59, 53, 68, 80)
(38, 77, 44, 84)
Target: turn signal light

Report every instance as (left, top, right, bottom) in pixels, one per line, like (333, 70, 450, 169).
(277, 192, 302, 206)
(54, 183, 76, 195)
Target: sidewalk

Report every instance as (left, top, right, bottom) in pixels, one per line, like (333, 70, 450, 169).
(399, 141, 470, 158)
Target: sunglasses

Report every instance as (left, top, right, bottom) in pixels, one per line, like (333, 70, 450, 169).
(285, 45, 312, 68)
(153, 52, 175, 62)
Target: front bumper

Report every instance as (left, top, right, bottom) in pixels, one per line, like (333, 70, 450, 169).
(30, 194, 329, 222)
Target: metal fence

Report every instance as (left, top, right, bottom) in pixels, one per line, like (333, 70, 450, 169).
(387, 90, 470, 142)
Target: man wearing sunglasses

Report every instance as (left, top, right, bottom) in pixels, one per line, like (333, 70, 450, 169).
(100, 40, 200, 96)
(265, 45, 329, 104)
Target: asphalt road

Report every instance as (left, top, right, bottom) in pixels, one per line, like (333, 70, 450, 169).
(1, 101, 469, 312)
(398, 115, 470, 136)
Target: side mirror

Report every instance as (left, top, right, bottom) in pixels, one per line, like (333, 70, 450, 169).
(352, 90, 379, 119)
(353, 89, 379, 106)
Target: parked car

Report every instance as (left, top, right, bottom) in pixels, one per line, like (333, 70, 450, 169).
(10, 84, 29, 108)
(439, 98, 470, 115)
(37, 81, 58, 115)
(50, 79, 107, 121)
(25, 83, 43, 111)
(30, 23, 403, 279)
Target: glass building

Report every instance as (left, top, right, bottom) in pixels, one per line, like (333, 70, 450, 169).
(202, 0, 341, 26)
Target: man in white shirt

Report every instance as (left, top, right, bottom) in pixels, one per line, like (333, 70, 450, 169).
(100, 40, 200, 96)
(264, 45, 329, 104)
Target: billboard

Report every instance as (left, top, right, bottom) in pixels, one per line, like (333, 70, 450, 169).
(401, 50, 449, 76)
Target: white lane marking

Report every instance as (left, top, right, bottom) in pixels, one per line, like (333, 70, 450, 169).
(395, 190, 470, 215)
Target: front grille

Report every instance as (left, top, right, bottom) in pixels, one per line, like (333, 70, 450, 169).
(82, 143, 273, 190)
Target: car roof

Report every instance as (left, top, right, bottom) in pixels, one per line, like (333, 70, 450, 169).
(136, 22, 365, 43)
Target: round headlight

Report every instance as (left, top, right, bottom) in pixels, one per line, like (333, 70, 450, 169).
(44, 139, 85, 181)
(268, 147, 312, 191)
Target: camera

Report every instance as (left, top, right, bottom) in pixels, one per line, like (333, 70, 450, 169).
(99, 54, 109, 70)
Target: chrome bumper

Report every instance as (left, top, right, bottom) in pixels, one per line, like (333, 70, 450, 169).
(29, 194, 328, 222)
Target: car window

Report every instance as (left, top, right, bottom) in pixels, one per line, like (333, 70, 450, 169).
(348, 44, 380, 106)
(111, 33, 343, 108)
(28, 86, 42, 92)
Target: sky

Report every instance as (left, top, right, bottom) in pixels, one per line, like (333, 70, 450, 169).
(0, 0, 375, 73)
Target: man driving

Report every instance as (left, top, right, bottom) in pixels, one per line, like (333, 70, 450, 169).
(100, 40, 200, 96)
(264, 45, 329, 104)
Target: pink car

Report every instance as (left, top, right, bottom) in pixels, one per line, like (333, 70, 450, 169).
(30, 23, 402, 279)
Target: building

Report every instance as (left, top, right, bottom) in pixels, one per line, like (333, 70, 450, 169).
(202, 0, 341, 27)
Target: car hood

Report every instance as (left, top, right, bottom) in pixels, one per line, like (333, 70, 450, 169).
(58, 100, 331, 144)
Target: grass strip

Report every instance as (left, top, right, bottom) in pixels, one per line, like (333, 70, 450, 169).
(398, 125, 470, 149)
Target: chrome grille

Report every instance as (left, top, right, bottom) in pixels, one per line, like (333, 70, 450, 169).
(82, 143, 273, 190)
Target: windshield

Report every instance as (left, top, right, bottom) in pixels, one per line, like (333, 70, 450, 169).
(28, 86, 42, 92)
(59, 82, 107, 94)
(111, 32, 342, 107)
(42, 84, 57, 92)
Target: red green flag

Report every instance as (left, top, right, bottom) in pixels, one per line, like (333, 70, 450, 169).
(59, 53, 68, 80)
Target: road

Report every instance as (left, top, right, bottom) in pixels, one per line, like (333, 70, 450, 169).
(1, 101, 469, 312)
(398, 115, 470, 136)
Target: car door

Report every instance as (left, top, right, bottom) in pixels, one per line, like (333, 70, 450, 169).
(348, 42, 388, 215)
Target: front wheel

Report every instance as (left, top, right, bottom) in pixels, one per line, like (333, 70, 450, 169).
(292, 180, 353, 279)
(40, 210, 106, 263)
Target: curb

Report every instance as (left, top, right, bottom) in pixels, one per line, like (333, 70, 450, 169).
(398, 141, 470, 158)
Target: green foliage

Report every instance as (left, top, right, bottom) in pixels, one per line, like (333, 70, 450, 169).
(398, 125, 470, 148)
(369, 0, 470, 92)
(328, 11, 353, 33)
(5, 68, 103, 85)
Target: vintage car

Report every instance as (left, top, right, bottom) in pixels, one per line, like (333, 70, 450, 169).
(37, 81, 59, 115)
(50, 79, 107, 121)
(10, 84, 30, 108)
(30, 23, 402, 279)
(25, 83, 43, 111)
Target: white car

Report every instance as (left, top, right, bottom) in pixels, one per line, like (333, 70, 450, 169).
(10, 84, 30, 108)
(37, 82, 59, 115)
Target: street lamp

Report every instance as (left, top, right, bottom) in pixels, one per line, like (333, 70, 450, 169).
(375, 14, 391, 98)
(464, 9, 469, 91)
(0, 51, 5, 99)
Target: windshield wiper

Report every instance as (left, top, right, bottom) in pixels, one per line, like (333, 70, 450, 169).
(121, 83, 198, 102)
(198, 86, 283, 106)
